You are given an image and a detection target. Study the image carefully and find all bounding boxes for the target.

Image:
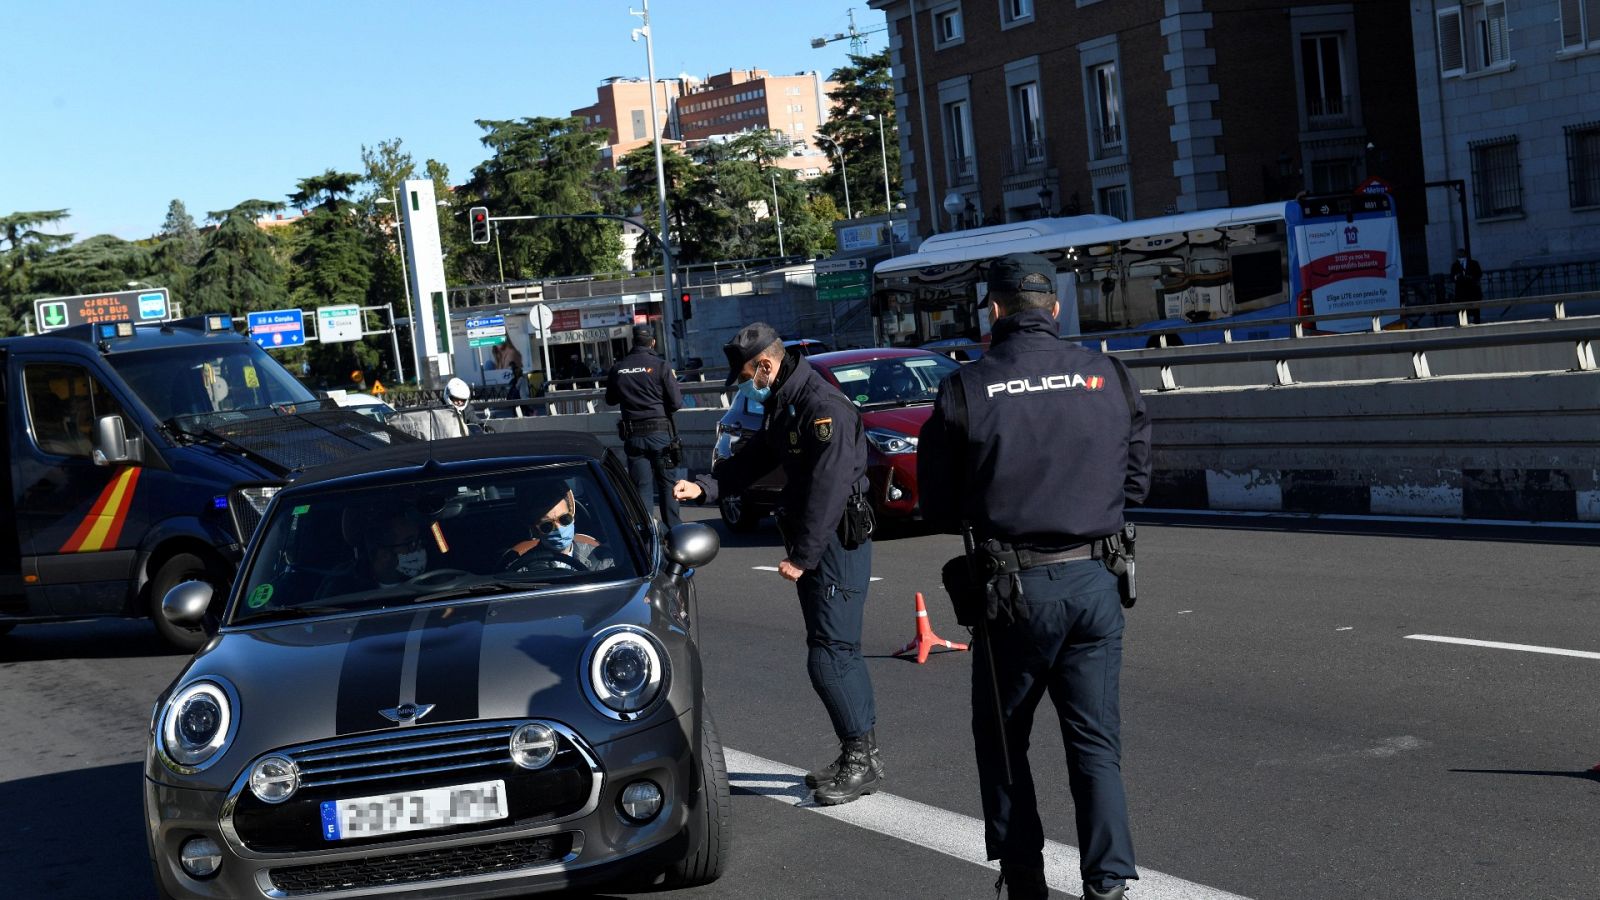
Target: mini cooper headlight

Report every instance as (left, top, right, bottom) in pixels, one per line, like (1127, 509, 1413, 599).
(510, 723, 558, 770)
(158, 681, 235, 774)
(585, 627, 667, 719)
(248, 755, 300, 803)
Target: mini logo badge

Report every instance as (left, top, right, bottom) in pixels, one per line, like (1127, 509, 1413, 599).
(379, 703, 435, 725)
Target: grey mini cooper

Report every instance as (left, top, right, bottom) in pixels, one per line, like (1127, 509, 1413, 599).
(144, 432, 729, 898)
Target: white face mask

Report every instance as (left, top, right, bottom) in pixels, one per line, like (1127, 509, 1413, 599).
(395, 550, 427, 579)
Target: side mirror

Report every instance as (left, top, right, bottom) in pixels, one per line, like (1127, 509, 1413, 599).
(663, 522, 720, 575)
(161, 581, 214, 627)
(92, 415, 143, 467)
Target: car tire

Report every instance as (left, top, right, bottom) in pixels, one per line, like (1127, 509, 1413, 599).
(718, 495, 761, 533)
(149, 552, 222, 653)
(663, 707, 731, 887)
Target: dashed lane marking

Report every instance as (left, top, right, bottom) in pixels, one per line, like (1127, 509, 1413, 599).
(751, 566, 882, 582)
(725, 747, 1254, 900)
(1404, 634, 1600, 660)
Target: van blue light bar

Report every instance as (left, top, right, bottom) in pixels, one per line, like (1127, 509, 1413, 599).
(205, 314, 233, 332)
(97, 321, 136, 340)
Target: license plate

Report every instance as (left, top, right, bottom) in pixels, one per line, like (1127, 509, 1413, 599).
(320, 779, 507, 840)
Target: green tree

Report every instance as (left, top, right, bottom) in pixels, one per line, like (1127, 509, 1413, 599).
(285, 170, 383, 383)
(27, 234, 151, 298)
(0, 209, 74, 333)
(618, 143, 709, 267)
(464, 117, 623, 280)
(816, 49, 900, 217)
(190, 200, 288, 315)
(153, 199, 203, 305)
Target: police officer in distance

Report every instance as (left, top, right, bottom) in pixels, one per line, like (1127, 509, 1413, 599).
(918, 253, 1151, 900)
(605, 324, 685, 529)
(672, 322, 882, 805)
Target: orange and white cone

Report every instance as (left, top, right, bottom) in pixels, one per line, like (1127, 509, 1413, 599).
(893, 592, 969, 665)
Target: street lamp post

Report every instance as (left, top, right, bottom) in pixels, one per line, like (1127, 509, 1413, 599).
(770, 171, 786, 257)
(817, 135, 852, 218)
(865, 113, 897, 255)
(374, 189, 413, 385)
(631, 0, 681, 367)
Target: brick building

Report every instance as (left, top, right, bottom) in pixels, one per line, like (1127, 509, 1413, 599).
(867, 0, 1429, 268)
(572, 76, 693, 169)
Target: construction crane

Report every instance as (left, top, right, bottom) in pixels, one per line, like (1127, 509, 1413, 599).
(810, 7, 886, 55)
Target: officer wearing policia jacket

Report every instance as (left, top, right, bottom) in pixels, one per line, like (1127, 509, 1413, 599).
(918, 253, 1152, 900)
(672, 322, 882, 806)
(605, 324, 685, 529)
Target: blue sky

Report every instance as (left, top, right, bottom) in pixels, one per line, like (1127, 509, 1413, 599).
(1, 1, 883, 241)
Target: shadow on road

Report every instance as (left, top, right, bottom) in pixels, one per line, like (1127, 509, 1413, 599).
(0, 619, 186, 662)
(1132, 509, 1600, 547)
(0, 762, 151, 898)
(1449, 767, 1600, 784)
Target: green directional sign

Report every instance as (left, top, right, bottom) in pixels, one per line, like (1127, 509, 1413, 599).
(468, 334, 507, 348)
(39, 302, 68, 328)
(816, 271, 870, 303)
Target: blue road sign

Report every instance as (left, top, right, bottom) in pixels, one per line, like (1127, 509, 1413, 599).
(247, 309, 306, 348)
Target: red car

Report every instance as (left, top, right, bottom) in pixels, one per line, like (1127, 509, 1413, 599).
(711, 348, 962, 531)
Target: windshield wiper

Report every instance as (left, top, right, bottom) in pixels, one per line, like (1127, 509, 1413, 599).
(408, 580, 552, 605)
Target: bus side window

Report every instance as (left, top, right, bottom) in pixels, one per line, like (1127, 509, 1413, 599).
(24, 364, 131, 458)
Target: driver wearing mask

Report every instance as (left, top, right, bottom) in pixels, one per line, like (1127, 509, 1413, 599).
(501, 482, 615, 572)
(318, 506, 431, 597)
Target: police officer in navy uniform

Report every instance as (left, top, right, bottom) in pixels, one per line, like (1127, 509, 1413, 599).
(673, 322, 883, 805)
(919, 254, 1151, 900)
(605, 324, 684, 529)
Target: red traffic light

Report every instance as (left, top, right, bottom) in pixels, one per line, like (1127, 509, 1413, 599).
(678, 290, 693, 321)
(469, 206, 491, 245)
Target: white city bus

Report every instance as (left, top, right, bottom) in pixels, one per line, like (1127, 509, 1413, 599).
(871, 194, 1402, 349)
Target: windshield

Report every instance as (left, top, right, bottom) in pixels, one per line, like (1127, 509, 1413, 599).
(827, 355, 960, 408)
(230, 464, 641, 625)
(107, 342, 315, 427)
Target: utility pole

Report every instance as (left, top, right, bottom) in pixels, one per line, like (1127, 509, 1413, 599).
(770, 171, 786, 257)
(632, 0, 682, 367)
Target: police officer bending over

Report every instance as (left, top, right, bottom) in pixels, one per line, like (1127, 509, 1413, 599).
(918, 253, 1152, 900)
(673, 322, 882, 806)
(606, 324, 685, 529)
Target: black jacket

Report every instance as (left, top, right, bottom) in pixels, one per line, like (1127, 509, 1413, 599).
(695, 351, 868, 570)
(605, 344, 683, 421)
(918, 309, 1151, 545)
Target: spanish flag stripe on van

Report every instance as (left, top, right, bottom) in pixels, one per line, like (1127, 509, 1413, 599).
(60, 468, 141, 553)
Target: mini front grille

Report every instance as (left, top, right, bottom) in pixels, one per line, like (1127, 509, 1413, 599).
(266, 833, 573, 896)
(288, 722, 519, 789)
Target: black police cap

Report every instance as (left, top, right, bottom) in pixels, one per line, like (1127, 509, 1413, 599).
(987, 252, 1057, 294)
(722, 321, 782, 386)
(631, 324, 655, 345)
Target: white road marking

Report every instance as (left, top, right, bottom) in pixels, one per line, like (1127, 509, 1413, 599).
(1336, 626, 1353, 631)
(725, 747, 1253, 900)
(751, 566, 882, 582)
(1404, 634, 1600, 660)
(1178, 610, 1193, 615)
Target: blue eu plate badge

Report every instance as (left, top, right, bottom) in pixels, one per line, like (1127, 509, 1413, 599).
(320, 801, 341, 840)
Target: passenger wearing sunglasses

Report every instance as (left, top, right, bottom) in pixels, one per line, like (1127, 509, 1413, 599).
(501, 482, 615, 573)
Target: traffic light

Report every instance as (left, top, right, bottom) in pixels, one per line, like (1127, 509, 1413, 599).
(469, 207, 491, 244)
(679, 290, 693, 322)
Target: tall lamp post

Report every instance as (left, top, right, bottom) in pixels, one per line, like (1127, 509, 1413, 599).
(769, 171, 786, 257)
(864, 113, 896, 254)
(817, 134, 852, 218)
(374, 189, 414, 384)
(630, 0, 681, 366)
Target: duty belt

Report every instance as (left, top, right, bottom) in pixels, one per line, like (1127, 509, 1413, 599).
(622, 417, 672, 435)
(976, 539, 1101, 575)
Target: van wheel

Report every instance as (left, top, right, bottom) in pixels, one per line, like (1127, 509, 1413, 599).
(718, 495, 761, 533)
(149, 553, 222, 653)
(663, 708, 730, 887)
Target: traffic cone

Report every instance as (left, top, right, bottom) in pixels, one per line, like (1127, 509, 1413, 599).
(893, 592, 968, 665)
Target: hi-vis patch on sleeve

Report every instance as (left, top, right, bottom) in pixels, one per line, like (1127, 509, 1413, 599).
(813, 417, 833, 442)
(985, 373, 1105, 398)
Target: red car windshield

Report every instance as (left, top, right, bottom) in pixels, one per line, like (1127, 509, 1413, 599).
(827, 355, 960, 409)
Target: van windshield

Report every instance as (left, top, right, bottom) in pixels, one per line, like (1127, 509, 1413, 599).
(107, 343, 315, 428)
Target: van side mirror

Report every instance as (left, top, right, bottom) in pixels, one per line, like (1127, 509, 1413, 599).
(161, 581, 214, 627)
(663, 523, 720, 576)
(92, 415, 143, 467)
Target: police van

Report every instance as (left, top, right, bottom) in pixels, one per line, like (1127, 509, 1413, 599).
(0, 315, 410, 650)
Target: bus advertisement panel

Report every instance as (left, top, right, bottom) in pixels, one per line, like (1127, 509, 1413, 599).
(1287, 194, 1401, 332)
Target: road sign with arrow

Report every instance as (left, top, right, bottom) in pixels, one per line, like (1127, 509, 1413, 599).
(33, 288, 170, 332)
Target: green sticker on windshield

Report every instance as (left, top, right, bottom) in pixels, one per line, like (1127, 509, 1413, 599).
(855, 394, 869, 404)
(248, 583, 274, 608)
(292, 504, 310, 516)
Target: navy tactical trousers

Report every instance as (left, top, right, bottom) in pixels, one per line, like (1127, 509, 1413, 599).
(795, 533, 876, 741)
(972, 558, 1137, 893)
(624, 432, 682, 530)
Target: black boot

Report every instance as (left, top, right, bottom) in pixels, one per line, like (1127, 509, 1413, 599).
(805, 729, 883, 789)
(1082, 884, 1125, 900)
(994, 860, 1048, 900)
(812, 734, 882, 806)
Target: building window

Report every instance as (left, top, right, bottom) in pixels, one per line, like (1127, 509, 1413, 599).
(1309, 158, 1359, 194)
(934, 5, 963, 46)
(1566, 122, 1600, 208)
(1471, 2, 1510, 69)
(1560, 0, 1600, 50)
(1010, 81, 1044, 162)
(945, 100, 975, 184)
(1089, 62, 1123, 157)
(1001, 0, 1033, 27)
(1300, 33, 1350, 128)
(631, 109, 647, 140)
(1097, 185, 1128, 220)
(1470, 136, 1522, 218)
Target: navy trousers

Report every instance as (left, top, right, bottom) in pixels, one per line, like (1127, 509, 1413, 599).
(794, 532, 875, 741)
(972, 559, 1137, 892)
(624, 432, 682, 530)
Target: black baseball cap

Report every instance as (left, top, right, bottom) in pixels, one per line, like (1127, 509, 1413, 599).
(631, 324, 655, 344)
(987, 253, 1057, 294)
(722, 321, 782, 386)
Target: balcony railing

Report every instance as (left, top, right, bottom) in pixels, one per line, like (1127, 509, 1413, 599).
(1307, 94, 1353, 129)
(1095, 123, 1123, 159)
(950, 154, 977, 186)
(1005, 138, 1049, 176)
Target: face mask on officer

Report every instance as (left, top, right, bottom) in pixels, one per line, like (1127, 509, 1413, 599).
(737, 354, 777, 403)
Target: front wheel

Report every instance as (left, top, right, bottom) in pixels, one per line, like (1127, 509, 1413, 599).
(718, 494, 762, 533)
(149, 553, 224, 653)
(662, 707, 730, 887)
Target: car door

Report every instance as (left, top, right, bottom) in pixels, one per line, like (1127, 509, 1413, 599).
(0, 350, 24, 618)
(12, 355, 145, 616)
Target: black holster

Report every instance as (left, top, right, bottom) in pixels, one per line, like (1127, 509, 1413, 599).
(837, 488, 875, 550)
